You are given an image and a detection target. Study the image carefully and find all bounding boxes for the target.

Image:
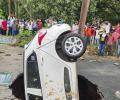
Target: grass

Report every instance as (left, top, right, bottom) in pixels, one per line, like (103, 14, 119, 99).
(14, 30, 35, 47)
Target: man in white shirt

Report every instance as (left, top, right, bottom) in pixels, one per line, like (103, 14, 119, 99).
(105, 22, 111, 34)
(72, 21, 79, 34)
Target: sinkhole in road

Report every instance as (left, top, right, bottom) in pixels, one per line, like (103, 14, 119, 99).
(9, 73, 103, 100)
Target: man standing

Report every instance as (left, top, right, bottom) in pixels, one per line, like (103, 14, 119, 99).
(98, 27, 107, 56)
(2, 19, 7, 35)
(0, 16, 3, 34)
(37, 19, 43, 30)
(72, 21, 79, 34)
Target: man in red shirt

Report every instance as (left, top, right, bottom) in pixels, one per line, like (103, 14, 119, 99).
(84, 25, 92, 45)
(2, 19, 7, 35)
(37, 19, 43, 30)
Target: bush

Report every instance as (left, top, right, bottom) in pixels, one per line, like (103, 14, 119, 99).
(15, 30, 34, 47)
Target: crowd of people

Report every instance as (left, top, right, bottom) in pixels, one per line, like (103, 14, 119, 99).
(0, 15, 120, 57)
(84, 22, 120, 57)
(71, 21, 120, 57)
(0, 16, 43, 36)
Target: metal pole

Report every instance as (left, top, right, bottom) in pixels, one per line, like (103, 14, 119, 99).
(79, 0, 91, 35)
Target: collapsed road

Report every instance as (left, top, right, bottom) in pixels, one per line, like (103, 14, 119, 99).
(0, 44, 120, 100)
(9, 73, 102, 100)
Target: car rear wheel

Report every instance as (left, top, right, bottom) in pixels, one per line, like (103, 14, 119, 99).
(61, 33, 86, 59)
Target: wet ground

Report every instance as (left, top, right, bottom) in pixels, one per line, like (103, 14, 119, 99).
(0, 44, 23, 100)
(0, 43, 120, 100)
(77, 58, 120, 100)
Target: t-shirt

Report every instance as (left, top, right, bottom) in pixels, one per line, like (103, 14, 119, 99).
(2, 20, 7, 30)
(99, 32, 107, 44)
(12, 23, 17, 30)
(10, 18, 15, 27)
(105, 24, 111, 34)
(72, 24, 79, 33)
(118, 37, 120, 45)
(95, 30, 100, 39)
(0, 19, 3, 27)
(116, 27, 120, 34)
(28, 23, 32, 31)
(84, 27, 92, 37)
(107, 35, 113, 46)
(112, 32, 120, 44)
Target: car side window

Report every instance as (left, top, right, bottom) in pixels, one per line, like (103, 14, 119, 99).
(27, 52, 41, 89)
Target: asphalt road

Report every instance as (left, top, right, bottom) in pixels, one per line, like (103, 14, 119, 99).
(77, 58, 120, 100)
(0, 43, 120, 100)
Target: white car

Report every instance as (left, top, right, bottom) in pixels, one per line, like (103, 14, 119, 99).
(10, 24, 86, 100)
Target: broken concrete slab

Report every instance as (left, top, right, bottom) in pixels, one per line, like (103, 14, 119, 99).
(114, 63, 120, 66)
(115, 91, 120, 99)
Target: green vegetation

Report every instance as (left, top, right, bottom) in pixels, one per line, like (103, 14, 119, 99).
(15, 30, 34, 47)
(0, 0, 120, 24)
(0, 0, 120, 47)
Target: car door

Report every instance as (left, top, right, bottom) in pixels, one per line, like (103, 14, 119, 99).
(26, 52, 43, 100)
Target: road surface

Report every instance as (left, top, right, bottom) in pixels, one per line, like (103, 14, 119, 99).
(77, 57, 120, 100)
(0, 44, 120, 100)
(0, 44, 23, 100)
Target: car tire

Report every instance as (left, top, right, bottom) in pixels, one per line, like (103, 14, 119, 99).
(61, 33, 86, 60)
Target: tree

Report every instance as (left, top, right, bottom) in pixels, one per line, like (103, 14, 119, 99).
(0, 0, 120, 24)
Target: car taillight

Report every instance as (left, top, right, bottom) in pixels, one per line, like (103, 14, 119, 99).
(38, 31, 47, 45)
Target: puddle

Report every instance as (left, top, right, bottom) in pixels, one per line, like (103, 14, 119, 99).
(0, 72, 13, 86)
(0, 36, 16, 44)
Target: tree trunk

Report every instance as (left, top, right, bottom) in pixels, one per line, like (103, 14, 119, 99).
(8, 0, 11, 16)
(79, 0, 91, 35)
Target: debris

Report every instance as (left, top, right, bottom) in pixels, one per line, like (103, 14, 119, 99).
(0, 51, 4, 54)
(115, 91, 120, 99)
(5, 54, 11, 56)
(80, 57, 85, 60)
(18, 53, 22, 55)
(87, 59, 97, 63)
(113, 63, 120, 66)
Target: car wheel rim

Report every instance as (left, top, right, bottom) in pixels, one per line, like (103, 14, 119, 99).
(64, 36, 84, 56)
